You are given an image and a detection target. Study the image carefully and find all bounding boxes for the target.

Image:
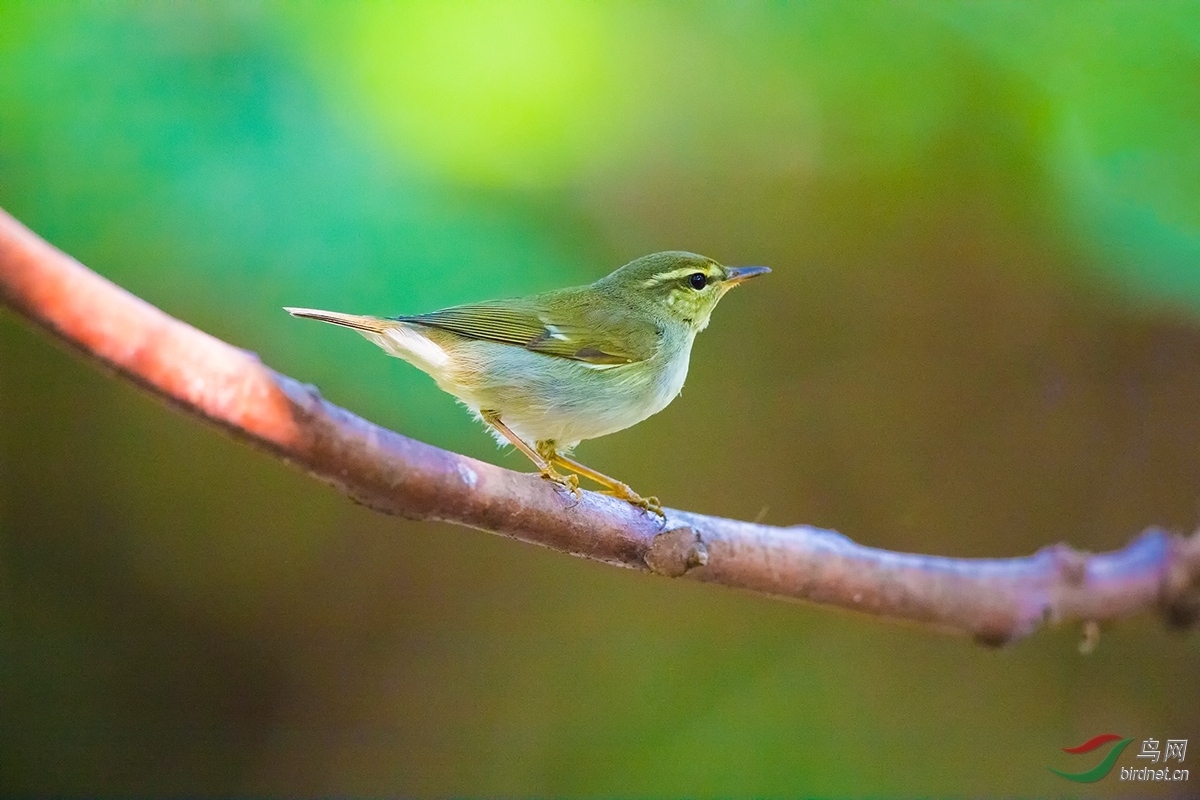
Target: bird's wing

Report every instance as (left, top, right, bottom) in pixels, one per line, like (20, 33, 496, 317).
(395, 298, 657, 366)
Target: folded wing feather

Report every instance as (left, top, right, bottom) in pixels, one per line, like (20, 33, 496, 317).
(395, 297, 657, 366)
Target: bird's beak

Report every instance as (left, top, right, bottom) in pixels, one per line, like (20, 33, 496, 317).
(723, 266, 771, 286)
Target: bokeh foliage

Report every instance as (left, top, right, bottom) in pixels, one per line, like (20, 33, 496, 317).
(2, 2, 1199, 795)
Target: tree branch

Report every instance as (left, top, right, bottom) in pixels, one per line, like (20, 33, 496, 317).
(1, 207, 1197, 645)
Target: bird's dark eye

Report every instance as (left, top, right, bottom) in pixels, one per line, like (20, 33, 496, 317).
(688, 272, 707, 290)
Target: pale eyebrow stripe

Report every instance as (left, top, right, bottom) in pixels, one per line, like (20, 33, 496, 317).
(640, 267, 708, 288)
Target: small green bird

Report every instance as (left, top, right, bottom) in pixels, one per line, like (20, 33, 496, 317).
(286, 251, 769, 514)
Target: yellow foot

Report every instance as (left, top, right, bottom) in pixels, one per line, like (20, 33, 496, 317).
(600, 484, 664, 517)
(540, 467, 582, 500)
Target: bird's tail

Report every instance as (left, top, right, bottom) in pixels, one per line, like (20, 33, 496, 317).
(284, 306, 451, 375)
(284, 307, 393, 333)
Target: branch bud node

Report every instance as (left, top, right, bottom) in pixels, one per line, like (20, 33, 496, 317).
(645, 527, 707, 577)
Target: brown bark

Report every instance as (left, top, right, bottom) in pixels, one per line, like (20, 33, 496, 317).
(2, 207, 1196, 645)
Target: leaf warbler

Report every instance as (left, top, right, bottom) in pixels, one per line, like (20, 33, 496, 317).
(286, 251, 769, 514)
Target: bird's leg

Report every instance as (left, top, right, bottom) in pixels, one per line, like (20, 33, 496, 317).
(481, 411, 580, 498)
(547, 451, 663, 517)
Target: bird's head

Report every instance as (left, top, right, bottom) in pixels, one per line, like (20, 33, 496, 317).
(598, 251, 770, 332)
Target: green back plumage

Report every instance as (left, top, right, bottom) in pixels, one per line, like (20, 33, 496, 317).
(395, 291, 658, 366)
(393, 251, 736, 366)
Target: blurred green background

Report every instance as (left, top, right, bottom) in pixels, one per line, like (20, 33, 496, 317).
(2, 1, 1199, 796)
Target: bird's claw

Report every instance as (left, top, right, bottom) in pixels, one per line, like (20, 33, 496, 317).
(599, 485, 664, 517)
(541, 467, 582, 500)
(634, 494, 665, 517)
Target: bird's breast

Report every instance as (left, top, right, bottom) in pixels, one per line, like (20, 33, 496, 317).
(444, 336, 693, 447)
